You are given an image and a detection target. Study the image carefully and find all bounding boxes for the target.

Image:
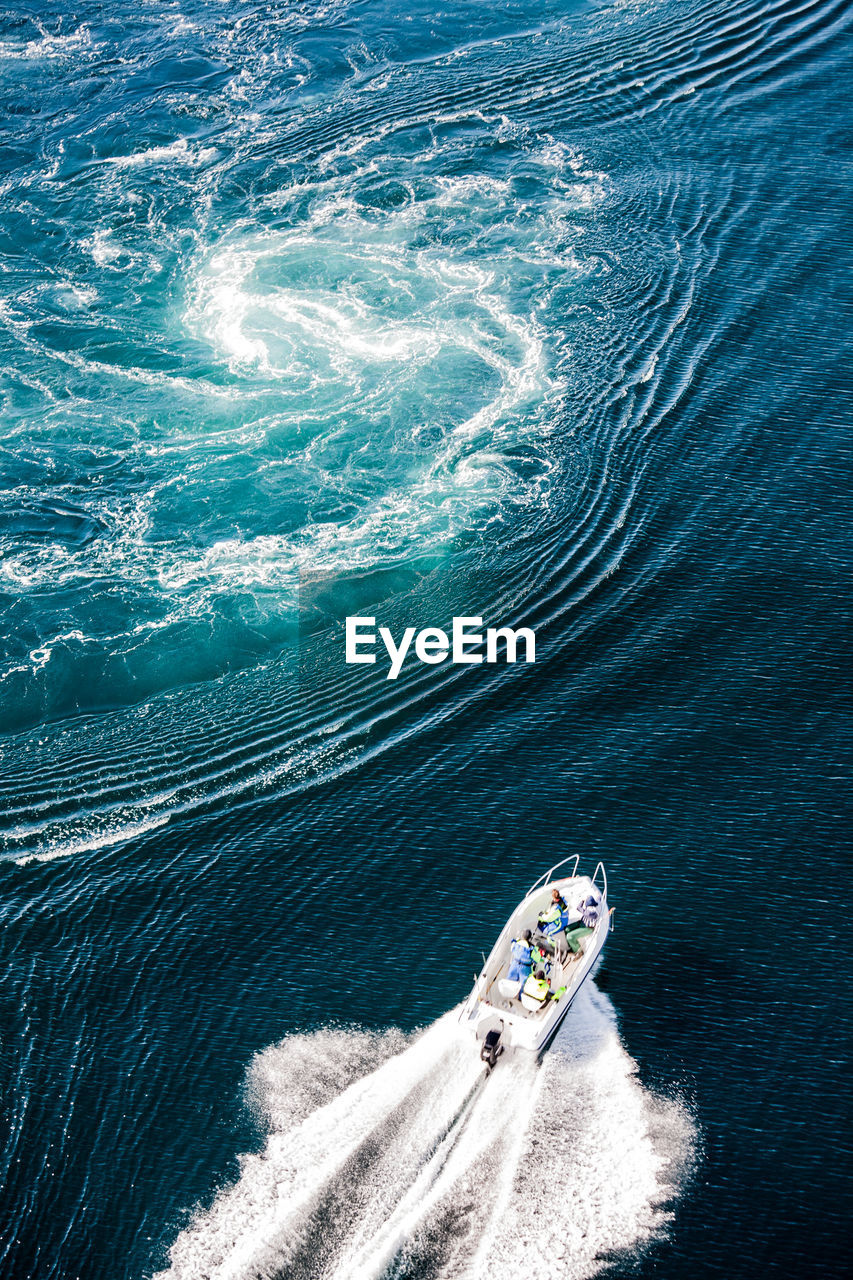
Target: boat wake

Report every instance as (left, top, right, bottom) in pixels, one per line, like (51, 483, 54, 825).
(154, 986, 695, 1280)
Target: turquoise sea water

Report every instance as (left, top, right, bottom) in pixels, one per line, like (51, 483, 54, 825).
(1, 1, 850, 1277)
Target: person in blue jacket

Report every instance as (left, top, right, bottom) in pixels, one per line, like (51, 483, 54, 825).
(535, 888, 572, 959)
(507, 929, 534, 989)
(543, 887, 569, 929)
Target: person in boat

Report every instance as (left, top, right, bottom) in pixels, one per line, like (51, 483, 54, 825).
(535, 899, 570, 959)
(577, 893, 599, 928)
(522, 969, 568, 1008)
(552, 892, 599, 956)
(507, 929, 534, 988)
(522, 969, 552, 1007)
(537, 901, 566, 937)
(550, 887, 569, 918)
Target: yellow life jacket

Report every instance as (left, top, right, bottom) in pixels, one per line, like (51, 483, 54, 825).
(523, 975, 550, 1003)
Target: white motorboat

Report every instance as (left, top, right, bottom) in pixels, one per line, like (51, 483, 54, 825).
(459, 856, 613, 1069)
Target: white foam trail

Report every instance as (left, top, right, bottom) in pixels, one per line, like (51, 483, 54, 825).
(12, 814, 171, 866)
(325, 1032, 542, 1280)
(472, 984, 695, 1280)
(155, 988, 695, 1280)
(155, 1013, 477, 1280)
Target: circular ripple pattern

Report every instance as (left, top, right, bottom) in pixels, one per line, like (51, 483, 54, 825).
(2, 0, 847, 862)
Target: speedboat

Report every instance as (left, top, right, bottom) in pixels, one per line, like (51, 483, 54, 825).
(459, 856, 613, 1069)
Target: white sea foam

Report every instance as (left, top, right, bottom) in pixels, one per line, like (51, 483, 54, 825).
(0, 103, 608, 861)
(1, 111, 600, 643)
(12, 813, 171, 865)
(154, 988, 695, 1280)
(0, 25, 93, 62)
(180, 175, 562, 578)
(106, 138, 219, 169)
(79, 227, 164, 275)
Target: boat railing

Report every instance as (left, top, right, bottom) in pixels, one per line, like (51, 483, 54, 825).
(592, 861, 608, 902)
(527, 854, 580, 897)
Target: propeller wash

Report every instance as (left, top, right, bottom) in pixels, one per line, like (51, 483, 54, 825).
(155, 988, 696, 1280)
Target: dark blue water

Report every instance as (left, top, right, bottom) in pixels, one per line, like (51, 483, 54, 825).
(1, 1, 851, 1277)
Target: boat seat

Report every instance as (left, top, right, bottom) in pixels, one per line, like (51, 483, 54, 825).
(520, 992, 547, 1013)
(497, 978, 522, 1000)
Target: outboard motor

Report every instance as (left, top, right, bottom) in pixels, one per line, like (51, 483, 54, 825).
(480, 1027, 503, 1073)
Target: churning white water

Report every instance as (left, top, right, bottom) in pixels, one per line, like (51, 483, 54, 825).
(155, 986, 695, 1280)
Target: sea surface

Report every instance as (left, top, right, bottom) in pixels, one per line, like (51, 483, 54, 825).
(0, 1, 850, 1277)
